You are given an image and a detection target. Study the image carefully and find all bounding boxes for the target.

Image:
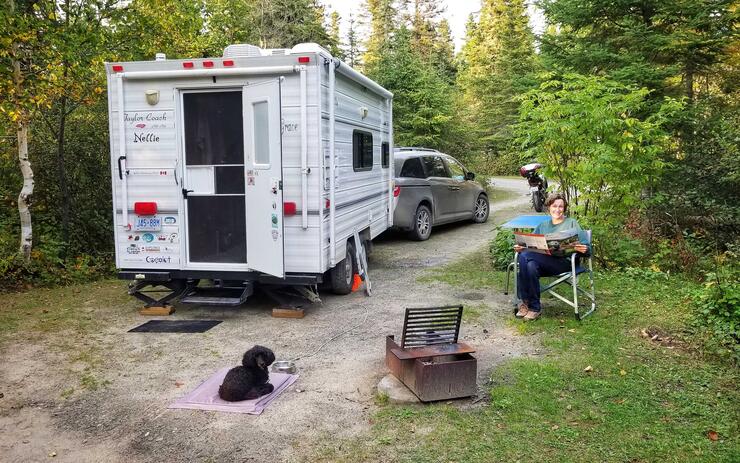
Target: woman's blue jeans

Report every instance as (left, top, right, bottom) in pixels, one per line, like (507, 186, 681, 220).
(517, 251, 571, 312)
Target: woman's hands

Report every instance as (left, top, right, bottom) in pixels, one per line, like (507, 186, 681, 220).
(574, 243, 588, 254)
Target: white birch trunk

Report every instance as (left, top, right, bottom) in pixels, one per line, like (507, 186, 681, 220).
(17, 121, 34, 261)
(12, 35, 34, 261)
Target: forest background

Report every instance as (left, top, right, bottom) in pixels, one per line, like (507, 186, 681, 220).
(0, 1, 737, 358)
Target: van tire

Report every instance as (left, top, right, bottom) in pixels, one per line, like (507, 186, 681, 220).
(330, 241, 356, 295)
(473, 194, 489, 223)
(409, 204, 432, 241)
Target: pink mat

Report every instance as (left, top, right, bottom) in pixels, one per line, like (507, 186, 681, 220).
(168, 367, 298, 415)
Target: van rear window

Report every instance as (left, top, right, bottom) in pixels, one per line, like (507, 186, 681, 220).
(400, 158, 425, 178)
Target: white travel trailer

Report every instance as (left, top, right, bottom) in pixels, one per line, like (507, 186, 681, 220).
(105, 43, 393, 306)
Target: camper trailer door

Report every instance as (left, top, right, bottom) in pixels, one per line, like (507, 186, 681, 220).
(181, 89, 249, 269)
(244, 79, 284, 278)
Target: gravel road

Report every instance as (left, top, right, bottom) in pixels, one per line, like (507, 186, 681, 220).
(0, 177, 538, 463)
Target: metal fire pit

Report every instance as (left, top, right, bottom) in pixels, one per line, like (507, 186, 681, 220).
(385, 306, 477, 402)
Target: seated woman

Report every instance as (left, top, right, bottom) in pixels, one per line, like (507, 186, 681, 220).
(514, 193, 589, 320)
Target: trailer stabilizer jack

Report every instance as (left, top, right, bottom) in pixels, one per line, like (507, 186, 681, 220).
(128, 280, 188, 308)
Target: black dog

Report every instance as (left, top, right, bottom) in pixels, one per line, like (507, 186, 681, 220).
(218, 345, 276, 402)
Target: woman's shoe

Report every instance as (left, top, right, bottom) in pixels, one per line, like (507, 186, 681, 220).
(524, 310, 542, 321)
(515, 302, 529, 318)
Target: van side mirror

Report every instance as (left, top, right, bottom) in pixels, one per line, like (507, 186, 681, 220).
(465, 172, 475, 181)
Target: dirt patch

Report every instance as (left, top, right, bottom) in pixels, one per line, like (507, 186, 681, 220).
(0, 178, 540, 463)
(639, 326, 689, 351)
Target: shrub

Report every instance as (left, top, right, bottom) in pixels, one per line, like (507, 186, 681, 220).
(689, 251, 740, 364)
(490, 228, 515, 271)
(0, 252, 114, 292)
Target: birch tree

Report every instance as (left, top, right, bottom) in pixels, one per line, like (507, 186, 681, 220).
(0, 0, 54, 261)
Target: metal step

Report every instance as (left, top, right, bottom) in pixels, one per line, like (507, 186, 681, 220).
(180, 284, 253, 306)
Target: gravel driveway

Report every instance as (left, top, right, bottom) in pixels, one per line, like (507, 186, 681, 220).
(0, 177, 537, 463)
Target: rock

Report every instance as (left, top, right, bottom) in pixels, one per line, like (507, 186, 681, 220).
(377, 374, 420, 405)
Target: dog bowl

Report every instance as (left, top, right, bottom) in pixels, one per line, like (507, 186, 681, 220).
(271, 360, 297, 374)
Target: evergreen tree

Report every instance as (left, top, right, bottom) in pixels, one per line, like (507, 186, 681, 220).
(345, 13, 360, 66)
(368, 26, 453, 150)
(432, 18, 456, 84)
(362, 0, 398, 72)
(408, 0, 445, 60)
(327, 11, 345, 59)
(456, 0, 537, 169)
(538, 0, 737, 102)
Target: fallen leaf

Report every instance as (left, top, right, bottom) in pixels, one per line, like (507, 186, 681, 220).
(558, 319, 565, 324)
(566, 404, 572, 410)
(551, 425, 559, 430)
(640, 329, 649, 338)
(583, 365, 593, 372)
(174, 381, 184, 387)
(708, 430, 719, 441)
(568, 329, 576, 333)
(620, 369, 627, 376)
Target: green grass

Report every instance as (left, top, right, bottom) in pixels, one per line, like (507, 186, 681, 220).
(461, 303, 486, 323)
(309, 251, 740, 463)
(0, 278, 132, 344)
(0, 279, 134, 395)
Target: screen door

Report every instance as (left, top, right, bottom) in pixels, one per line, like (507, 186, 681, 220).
(182, 90, 247, 265)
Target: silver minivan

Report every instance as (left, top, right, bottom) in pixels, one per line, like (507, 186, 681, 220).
(393, 148, 489, 240)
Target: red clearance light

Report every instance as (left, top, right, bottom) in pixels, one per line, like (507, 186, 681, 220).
(112, 65, 123, 72)
(325, 199, 330, 209)
(223, 60, 234, 67)
(393, 186, 401, 197)
(284, 202, 297, 216)
(183, 62, 194, 69)
(298, 56, 310, 63)
(203, 60, 214, 68)
(134, 202, 157, 216)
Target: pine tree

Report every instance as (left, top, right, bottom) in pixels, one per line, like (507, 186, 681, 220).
(327, 11, 345, 59)
(408, 0, 445, 60)
(538, 0, 737, 102)
(345, 13, 360, 66)
(362, 0, 398, 72)
(248, 0, 331, 49)
(368, 26, 453, 150)
(432, 18, 456, 84)
(456, 0, 537, 167)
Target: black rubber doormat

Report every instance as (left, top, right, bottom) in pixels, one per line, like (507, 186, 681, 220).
(128, 320, 222, 333)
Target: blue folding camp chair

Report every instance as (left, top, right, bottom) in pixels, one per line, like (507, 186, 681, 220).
(504, 230, 596, 320)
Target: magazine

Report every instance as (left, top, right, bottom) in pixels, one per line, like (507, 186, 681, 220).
(514, 229, 580, 257)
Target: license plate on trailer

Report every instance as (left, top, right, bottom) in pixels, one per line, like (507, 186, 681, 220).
(134, 217, 161, 231)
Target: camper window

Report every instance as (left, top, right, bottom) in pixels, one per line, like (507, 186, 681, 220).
(382, 142, 389, 168)
(353, 130, 373, 171)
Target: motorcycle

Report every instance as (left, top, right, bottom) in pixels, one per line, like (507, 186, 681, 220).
(519, 163, 548, 212)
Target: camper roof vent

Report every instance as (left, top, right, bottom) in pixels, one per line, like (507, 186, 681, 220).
(270, 49, 288, 55)
(223, 44, 263, 58)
